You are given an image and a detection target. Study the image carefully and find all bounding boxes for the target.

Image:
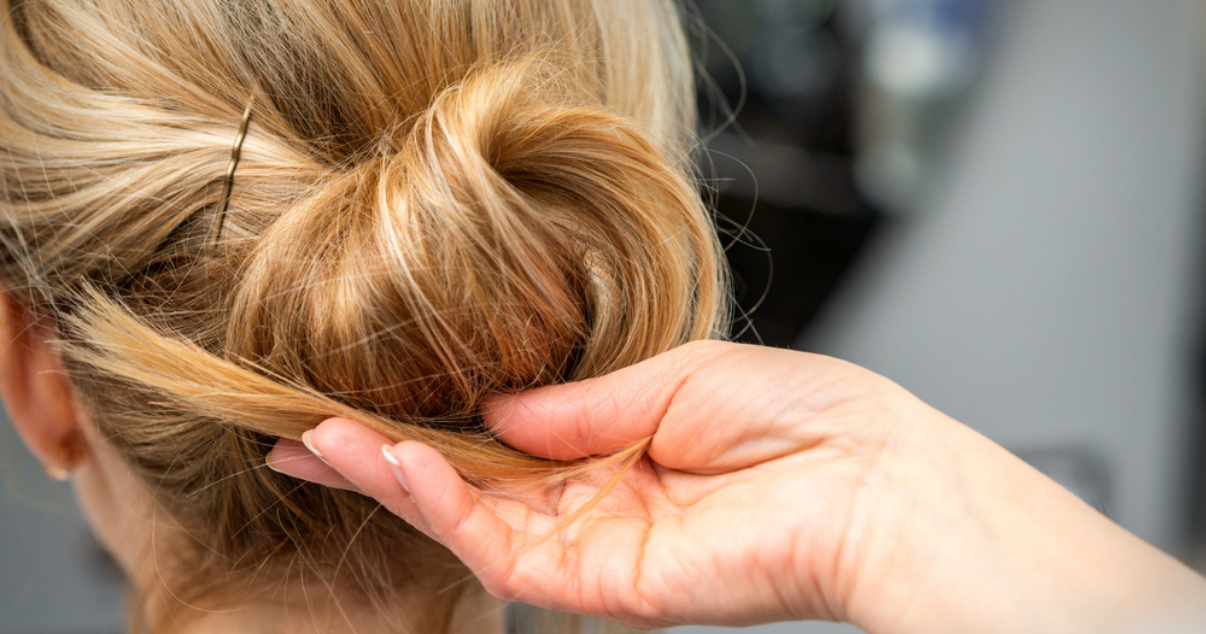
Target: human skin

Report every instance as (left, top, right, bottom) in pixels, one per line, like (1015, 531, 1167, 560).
(0, 292, 509, 634)
(269, 341, 1206, 633)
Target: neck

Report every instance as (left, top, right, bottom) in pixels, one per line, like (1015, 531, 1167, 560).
(73, 440, 507, 634)
(166, 589, 507, 634)
(143, 578, 506, 634)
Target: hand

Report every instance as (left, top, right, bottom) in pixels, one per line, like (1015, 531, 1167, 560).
(268, 341, 1206, 633)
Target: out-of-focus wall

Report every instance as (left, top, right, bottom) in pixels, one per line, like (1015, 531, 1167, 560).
(678, 0, 1205, 632)
(1, 431, 125, 633)
(807, 0, 1204, 551)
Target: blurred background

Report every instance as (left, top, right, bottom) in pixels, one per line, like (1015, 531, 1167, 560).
(3, 0, 1206, 632)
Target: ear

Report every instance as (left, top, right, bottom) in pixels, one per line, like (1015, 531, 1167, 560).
(0, 291, 86, 480)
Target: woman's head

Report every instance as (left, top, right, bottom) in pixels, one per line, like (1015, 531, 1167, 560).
(0, 0, 727, 631)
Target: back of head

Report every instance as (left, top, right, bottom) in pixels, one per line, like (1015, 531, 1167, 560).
(0, 0, 727, 631)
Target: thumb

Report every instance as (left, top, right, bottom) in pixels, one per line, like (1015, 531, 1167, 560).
(481, 340, 730, 460)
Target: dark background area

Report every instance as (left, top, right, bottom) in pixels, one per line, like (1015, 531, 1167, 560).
(694, 0, 885, 347)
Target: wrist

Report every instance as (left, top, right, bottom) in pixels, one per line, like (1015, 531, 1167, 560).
(843, 400, 1206, 634)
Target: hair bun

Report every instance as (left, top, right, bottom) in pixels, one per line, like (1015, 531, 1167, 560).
(227, 59, 723, 421)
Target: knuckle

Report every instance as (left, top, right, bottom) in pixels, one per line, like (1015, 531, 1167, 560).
(482, 559, 523, 602)
(481, 578, 520, 603)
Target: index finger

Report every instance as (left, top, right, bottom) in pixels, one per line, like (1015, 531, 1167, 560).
(481, 340, 729, 460)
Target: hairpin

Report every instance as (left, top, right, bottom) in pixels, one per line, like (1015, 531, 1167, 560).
(210, 98, 255, 247)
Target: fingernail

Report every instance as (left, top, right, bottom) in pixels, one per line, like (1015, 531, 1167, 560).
(264, 453, 285, 474)
(381, 445, 410, 493)
(301, 430, 333, 467)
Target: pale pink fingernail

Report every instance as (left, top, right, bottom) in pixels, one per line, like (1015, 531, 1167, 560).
(381, 445, 410, 493)
(301, 430, 333, 467)
(264, 453, 286, 474)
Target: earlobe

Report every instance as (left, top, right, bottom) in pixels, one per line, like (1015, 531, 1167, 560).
(43, 461, 73, 482)
(0, 291, 87, 480)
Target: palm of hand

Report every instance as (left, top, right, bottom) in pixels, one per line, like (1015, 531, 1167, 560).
(287, 343, 902, 629)
(492, 448, 871, 629)
(274, 342, 1200, 634)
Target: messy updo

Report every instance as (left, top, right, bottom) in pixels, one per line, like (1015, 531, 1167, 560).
(0, 0, 728, 631)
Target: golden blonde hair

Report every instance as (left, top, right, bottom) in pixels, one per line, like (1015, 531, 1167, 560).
(0, 0, 728, 631)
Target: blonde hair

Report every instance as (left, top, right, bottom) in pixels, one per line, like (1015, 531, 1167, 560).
(0, 0, 728, 632)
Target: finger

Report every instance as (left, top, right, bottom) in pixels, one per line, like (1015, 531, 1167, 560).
(482, 340, 730, 460)
(487, 341, 878, 472)
(387, 440, 573, 606)
(306, 418, 430, 535)
(266, 439, 358, 491)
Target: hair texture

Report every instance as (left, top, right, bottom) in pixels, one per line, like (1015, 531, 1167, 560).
(0, 0, 728, 632)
